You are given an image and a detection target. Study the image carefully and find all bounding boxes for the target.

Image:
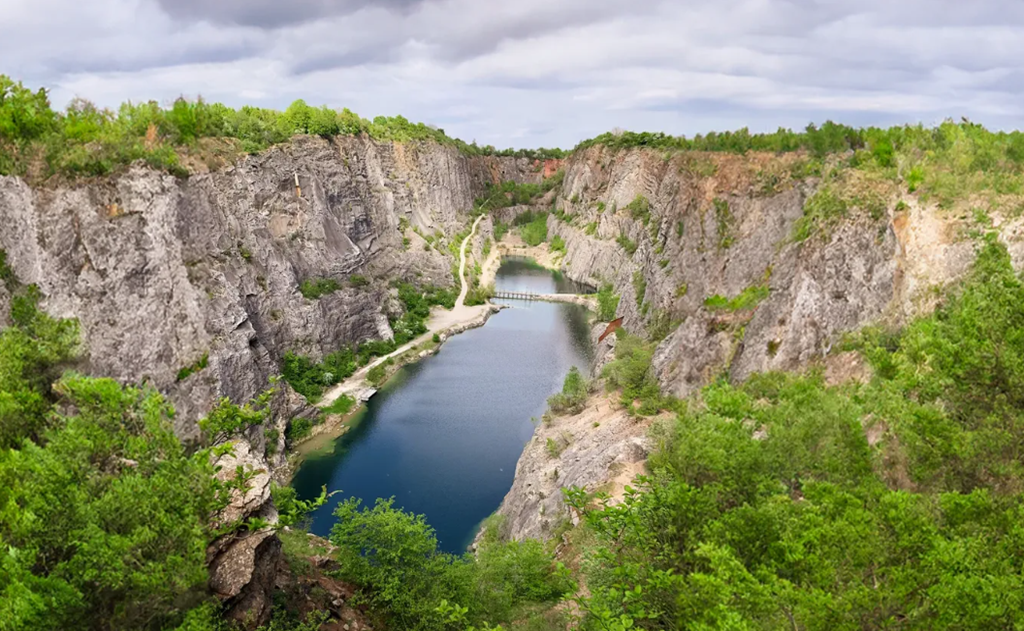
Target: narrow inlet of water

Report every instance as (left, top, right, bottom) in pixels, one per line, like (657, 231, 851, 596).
(290, 260, 593, 552)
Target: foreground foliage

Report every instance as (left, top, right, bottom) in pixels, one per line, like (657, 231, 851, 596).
(331, 499, 570, 631)
(0, 278, 234, 630)
(570, 235, 1024, 629)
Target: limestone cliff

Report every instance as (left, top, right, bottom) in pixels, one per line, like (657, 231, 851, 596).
(494, 145, 1024, 542)
(0, 135, 541, 439)
(550, 145, 1024, 398)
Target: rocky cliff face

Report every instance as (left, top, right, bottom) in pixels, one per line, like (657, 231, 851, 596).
(494, 145, 1024, 542)
(0, 135, 541, 439)
(549, 145, 1024, 399)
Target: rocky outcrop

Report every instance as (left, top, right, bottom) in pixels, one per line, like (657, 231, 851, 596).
(206, 439, 282, 627)
(495, 388, 654, 542)
(0, 136, 541, 438)
(209, 529, 282, 627)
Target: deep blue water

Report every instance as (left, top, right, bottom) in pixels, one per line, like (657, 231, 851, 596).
(290, 260, 593, 552)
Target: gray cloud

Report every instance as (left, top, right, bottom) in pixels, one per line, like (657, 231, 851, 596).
(154, 0, 425, 28)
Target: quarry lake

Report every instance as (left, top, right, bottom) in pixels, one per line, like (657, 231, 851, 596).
(291, 260, 593, 552)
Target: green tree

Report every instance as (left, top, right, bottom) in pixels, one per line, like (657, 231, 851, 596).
(596, 284, 620, 321)
(548, 366, 590, 415)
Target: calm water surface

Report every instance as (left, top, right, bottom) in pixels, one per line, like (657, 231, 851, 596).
(291, 260, 593, 552)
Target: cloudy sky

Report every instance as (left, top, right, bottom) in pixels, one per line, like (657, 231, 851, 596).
(1, 0, 1020, 148)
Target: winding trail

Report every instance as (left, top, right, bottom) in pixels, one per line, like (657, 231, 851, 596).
(456, 214, 485, 308)
(318, 215, 492, 408)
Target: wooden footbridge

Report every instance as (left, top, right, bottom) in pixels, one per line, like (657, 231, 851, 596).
(492, 291, 598, 309)
(493, 290, 543, 301)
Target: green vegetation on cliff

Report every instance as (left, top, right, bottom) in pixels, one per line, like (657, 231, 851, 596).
(0, 75, 564, 181)
(282, 282, 455, 402)
(474, 172, 564, 213)
(569, 235, 1024, 629)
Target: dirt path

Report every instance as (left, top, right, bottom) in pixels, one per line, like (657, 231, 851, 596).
(318, 216, 492, 408)
(456, 214, 485, 307)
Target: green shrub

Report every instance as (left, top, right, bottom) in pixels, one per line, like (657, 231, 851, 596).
(550, 235, 566, 254)
(330, 498, 568, 631)
(545, 437, 565, 458)
(322, 393, 356, 416)
(367, 364, 387, 387)
(625, 195, 651, 225)
(713, 197, 735, 249)
(286, 416, 317, 442)
(632, 271, 647, 305)
(616, 233, 638, 255)
(518, 212, 549, 246)
(464, 284, 495, 307)
(493, 221, 509, 242)
(175, 352, 209, 382)
(703, 284, 770, 312)
(299, 277, 340, 299)
(601, 332, 661, 414)
(793, 186, 849, 242)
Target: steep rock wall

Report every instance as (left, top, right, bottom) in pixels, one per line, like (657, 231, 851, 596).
(496, 145, 1024, 543)
(548, 145, 1009, 399)
(0, 135, 541, 438)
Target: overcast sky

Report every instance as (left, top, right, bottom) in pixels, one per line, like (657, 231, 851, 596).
(2, 0, 1021, 149)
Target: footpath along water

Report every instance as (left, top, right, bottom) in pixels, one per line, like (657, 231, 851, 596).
(291, 260, 593, 552)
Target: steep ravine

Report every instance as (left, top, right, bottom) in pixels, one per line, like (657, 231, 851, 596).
(0, 135, 544, 625)
(492, 145, 1024, 542)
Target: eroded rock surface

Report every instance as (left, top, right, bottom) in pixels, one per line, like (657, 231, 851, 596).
(0, 136, 540, 437)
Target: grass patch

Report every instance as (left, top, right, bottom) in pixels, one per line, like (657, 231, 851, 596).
(625, 194, 651, 225)
(596, 284, 620, 321)
(518, 212, 549, 246)
(616, 233, 638, 255)
(713, 197, 735, 249)
(793, 185, 849, 242)
(299, 277, 341, 299)
(175, 352, 208, 382)
(704, 284, 770, 312)
(322, 393, 356, 416)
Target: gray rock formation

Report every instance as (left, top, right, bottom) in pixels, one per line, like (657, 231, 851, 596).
(492, 146, 1024, 542)
(0, 135, 541, 437)
(548, 145, 1022, 400)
